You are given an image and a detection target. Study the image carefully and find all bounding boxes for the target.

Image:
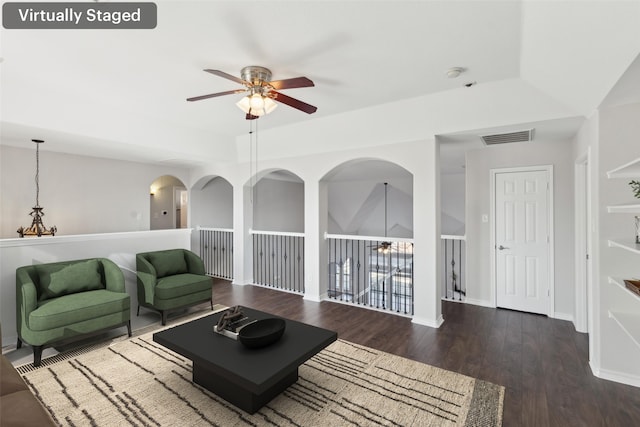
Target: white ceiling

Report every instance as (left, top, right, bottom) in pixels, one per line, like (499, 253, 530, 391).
(1, 1, 639, 170)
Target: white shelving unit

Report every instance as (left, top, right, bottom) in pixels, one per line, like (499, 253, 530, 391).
(608, 311, 640, 349)
(608, 276, 640, 300)
(608, 239, 640, 255)
(607, 204, 640, 213)
(607, 159, 640, 352)
(607, 157, 640, 179)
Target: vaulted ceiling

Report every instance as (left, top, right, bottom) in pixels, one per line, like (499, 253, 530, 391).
(1, 1, 639, 169)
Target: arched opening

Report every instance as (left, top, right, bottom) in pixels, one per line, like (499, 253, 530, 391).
(245, 169, 305, 293)
(252, 170, 304, 233)
(191, 176, 234, 279)
(321, 159, 414, 315)
(149, 175, 188, 230)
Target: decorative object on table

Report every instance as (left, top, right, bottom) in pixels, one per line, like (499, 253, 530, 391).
(630, 180, 640, 199)
(17, 139, 57, 237)
(213, 305, 257, 340)
(624, 279, 640, 297)
(238, 318, 286, 349)
(635, 216, 640, 244)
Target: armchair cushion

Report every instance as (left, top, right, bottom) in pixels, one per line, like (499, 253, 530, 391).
(149, 251, 188, 278)
(29, 290, 130, 331)
(156, 274, 213, 300)
(39, 259, 103, 301)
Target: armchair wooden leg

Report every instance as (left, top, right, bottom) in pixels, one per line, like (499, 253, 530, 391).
(161, 311, 167, 326)
(137, 305, 140, 316)
(127, 321, 132, 337)
(210, 299, 214, 310)
(17, 338, 22, 349)
(33, 346, 43, 367)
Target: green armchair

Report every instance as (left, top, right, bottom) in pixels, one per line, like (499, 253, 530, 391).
(16, 258, 131, 366)
(136, 249, 213, 325)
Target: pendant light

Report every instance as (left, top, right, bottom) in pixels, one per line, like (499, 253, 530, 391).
(17, 139, 57, 237)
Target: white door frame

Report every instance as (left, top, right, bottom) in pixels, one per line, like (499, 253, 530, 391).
(490, 165, 555, 317)
(574, 150, 592, 333)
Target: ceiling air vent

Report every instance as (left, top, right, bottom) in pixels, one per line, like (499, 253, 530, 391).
(481, 129, 534, 145)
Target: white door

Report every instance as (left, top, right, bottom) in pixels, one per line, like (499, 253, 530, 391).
(495, 169, 550, 315)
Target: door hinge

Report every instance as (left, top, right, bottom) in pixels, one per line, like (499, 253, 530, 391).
(547, 289, 550, 297)
(586, 253, 589, 260)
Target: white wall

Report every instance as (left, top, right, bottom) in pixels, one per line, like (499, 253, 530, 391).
(0, 145, 190, 238)
(252, 177, 304, 233)
(465, 139, 575, 317)
(440, 172, 466, 235)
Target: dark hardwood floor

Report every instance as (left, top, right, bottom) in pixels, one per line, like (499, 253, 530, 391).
(211, 279, 640, 427)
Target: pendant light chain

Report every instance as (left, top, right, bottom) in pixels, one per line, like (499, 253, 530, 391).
(249, 119, 260, 205)
(35, 142, 40, 207)
(249, 120, 253, 203)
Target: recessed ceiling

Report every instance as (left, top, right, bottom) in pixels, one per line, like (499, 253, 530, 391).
(1, 1, 639, 167)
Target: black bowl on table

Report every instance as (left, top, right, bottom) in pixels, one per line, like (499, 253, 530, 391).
(238, 318, 286, 349)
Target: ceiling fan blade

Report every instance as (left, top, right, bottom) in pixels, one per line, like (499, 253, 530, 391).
(187, 89, 245, 102)
(271, 91, 317, 114)
(246, 113, 259, 120)
(269, 76, 314, 90)
(204, 69, 246, 85)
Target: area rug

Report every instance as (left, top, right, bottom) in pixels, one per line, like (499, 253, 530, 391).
(18, 325, 503, 426)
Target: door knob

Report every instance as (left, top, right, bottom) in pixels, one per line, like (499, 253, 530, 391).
(498, 245, 509, 250)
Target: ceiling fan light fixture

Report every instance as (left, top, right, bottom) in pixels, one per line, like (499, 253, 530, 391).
(264, 96, 278, 114)
(236, 96, 251, 114)
(249, 93, 265, 110)
(236, 93, 278, 117)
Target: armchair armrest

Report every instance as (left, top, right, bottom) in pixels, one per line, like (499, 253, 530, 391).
(184, 250, 206, 275)
(16, 267, 39, 330)
(136, 255, 157, 305)
(102, 259, 126, 293)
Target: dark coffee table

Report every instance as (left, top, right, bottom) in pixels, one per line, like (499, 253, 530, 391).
(153, 307, 337, 414)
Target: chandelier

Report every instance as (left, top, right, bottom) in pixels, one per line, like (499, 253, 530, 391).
(17, 139, 57, 237)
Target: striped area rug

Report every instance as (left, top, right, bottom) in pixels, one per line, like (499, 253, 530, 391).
(19, 329, 503, 426)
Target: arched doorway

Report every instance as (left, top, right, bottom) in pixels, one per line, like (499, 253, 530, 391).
(149, 175, 187, 230)
(321, 159, 414, 314)
(246, 169, 305, 293)
(191, 175, 234, 279)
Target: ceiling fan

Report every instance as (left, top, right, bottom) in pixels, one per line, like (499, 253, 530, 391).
(187, 66, 317, 120)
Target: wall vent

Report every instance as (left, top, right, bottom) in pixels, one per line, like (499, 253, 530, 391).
(481, 129, 534, 145)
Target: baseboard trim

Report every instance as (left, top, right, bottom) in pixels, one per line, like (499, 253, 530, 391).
(460, 298, 495, 308)
(412, 315, 444, 329)
(553, 312, 574, 322)
(303, 293, 323, 303)
(593, 366, 640, 388)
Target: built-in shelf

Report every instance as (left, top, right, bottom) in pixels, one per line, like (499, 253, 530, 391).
(607, 204, 640, 213)
(608, 239, 640, 255)
(609, 277, 640, 301)
(609, 311, 640, 350)
(607, 157, 640, 178)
